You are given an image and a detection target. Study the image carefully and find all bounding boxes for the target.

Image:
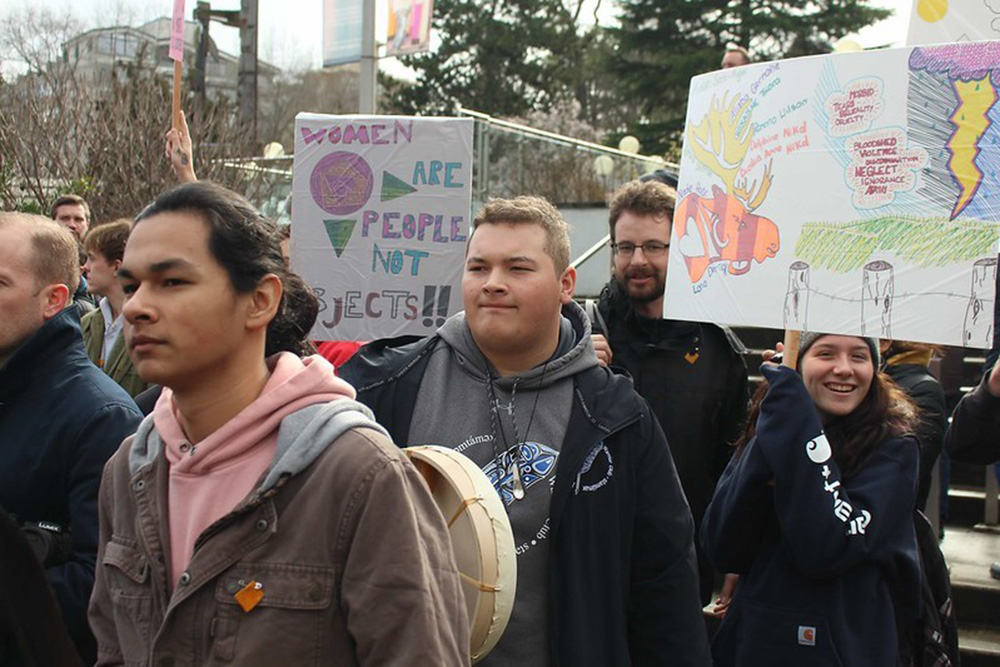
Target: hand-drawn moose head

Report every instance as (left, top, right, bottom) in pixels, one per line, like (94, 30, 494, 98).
(675, 94, 781, 283)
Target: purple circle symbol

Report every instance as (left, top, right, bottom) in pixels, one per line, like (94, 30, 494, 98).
(310, 151, 374, 215)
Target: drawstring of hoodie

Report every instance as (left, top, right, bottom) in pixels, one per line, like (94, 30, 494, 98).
(485, 361, 549, 504)
(486, 373, 526, 501)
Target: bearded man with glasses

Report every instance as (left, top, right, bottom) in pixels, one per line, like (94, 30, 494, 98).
(591, 179, 750, 608)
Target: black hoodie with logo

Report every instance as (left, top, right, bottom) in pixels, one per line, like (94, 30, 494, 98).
(702, 364, 921, 667)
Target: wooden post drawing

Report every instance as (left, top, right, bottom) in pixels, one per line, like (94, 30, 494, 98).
(784, 261, 810, 330)
(963, 256, 997, 348)
(862, 260, 893, 339)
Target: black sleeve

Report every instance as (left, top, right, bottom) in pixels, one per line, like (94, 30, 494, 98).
(945, 373, 1000, 464)
(715, 346, 750, 480)
(628, 408, 712, 666)
(701, 435, 775, 574)
(47, 402, 141, 658)
(904, 377, 947, 510)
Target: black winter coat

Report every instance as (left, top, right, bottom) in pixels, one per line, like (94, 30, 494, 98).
(0, 309, 141, 662)
(883, 360, 947, 511)
(946, 371, 1000, 465)
(341, 320, 712, 667)
(595, 280, 749, 523)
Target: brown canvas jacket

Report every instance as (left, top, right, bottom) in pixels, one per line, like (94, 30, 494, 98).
(80, 308, 149, 398)
(88, 406, 469, 667)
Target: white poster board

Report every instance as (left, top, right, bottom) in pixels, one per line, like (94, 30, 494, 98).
(292, 114, 473, 341)
(665, 43, 1000, 347)
(908, 0, 1000, 45)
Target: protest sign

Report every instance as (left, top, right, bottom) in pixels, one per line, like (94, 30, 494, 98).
(908, 0, 1000, 46)
(292, 114, 473, 341)
(386, 0, 433, 56)
(169, 0, 186, 62)
(169, 0, 185, 130)
(665, 42, 1000, 347)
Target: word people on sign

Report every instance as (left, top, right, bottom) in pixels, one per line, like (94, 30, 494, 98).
(362, 211, 468, 243)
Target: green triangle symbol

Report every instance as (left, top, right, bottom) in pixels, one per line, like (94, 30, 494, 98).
(323, 219, 356, 258)
(381, 171, 418, 202)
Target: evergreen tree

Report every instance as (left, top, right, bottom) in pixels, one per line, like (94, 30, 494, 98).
(608, 0, 892, 156)
(393, 0, 580, 117)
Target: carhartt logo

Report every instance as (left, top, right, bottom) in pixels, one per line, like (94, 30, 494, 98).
(798, 625, 816, 646)
(684, 351, 699, 364)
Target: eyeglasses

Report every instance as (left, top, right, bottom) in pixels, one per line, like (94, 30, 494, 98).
(610, 241, 669, 257)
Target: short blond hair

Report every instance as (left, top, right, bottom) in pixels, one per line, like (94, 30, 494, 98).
(608, 180, 676, 242)
(472, 196, 571, 273)
(0, 213, 80, 294)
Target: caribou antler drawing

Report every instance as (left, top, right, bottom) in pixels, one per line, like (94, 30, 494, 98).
(675, 92, 781, 282)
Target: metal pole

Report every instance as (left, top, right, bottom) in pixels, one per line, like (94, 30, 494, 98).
(193, 1, 210, 122)
(359, 0, 377, 113)
(239, 0, 258, 144)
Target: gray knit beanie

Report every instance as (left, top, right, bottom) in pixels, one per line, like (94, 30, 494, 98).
(796, 332, 880, 370)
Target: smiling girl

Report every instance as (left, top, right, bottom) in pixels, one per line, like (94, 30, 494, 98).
(702, 332, 921, 666)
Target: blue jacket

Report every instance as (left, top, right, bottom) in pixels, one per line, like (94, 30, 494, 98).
(341, 316, 712, 666)
(0, 308, 141, 661)
(702, 365, 921, 667)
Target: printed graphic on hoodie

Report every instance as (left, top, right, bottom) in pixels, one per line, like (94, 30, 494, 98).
(806, 431, 874, 536)
(484, 441, 558, 505)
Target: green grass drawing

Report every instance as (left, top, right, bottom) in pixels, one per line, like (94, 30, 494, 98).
(795, 216, 999, 272)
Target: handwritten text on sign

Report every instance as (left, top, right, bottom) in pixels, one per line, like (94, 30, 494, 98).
(292, 114, 473, 340)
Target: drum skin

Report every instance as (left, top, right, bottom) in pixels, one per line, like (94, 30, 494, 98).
(404, 446, 517, 663)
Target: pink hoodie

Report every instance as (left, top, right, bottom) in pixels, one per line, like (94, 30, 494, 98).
(153, 353, 356, 588)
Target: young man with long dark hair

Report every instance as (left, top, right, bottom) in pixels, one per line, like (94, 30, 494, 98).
(88, 182, 468, 665)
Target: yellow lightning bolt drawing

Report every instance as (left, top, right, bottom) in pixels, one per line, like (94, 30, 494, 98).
(948, 76, 997, 219)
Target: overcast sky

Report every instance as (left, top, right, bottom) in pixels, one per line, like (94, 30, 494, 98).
(6, 0, 913, 72)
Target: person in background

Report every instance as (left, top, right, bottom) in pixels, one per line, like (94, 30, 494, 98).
(880, 340, 946, 512)
(946, 348, 1000, 579)
(592, 179, 749, 606)
(702, 333, 920, 666)
(721, 44, 752, 69)
(89, 181, 468, 665)
(81, 220, 148, 397)
(0, 213, 141, 664)
(52, 194, 98, 312)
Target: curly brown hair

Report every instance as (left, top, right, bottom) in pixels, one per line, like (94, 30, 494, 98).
(607, 180, 676, 242)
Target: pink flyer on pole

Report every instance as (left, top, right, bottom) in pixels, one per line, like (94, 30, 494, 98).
(169, 0, 186, 61)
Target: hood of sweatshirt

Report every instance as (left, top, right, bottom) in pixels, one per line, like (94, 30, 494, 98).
(435, 299, 598, 391)
(130, 353, 386, 490)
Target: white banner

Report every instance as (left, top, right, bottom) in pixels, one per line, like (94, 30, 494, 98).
(908, 0, 1000, 45)
(323, 0, 363, 66)
(292, 114, 473, 341)
(665, 43, 1000, 347)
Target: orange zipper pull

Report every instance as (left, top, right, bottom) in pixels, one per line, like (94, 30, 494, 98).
(234, 580, 264, 612)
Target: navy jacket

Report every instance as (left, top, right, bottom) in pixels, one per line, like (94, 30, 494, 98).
(945, 371, 1000, 465)
(341, 325, 711, 666)
(702, 365, 921, 667)
(0, 308, 141, 661)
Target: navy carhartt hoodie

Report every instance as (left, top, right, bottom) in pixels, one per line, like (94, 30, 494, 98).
(702, 364, 920, 667)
